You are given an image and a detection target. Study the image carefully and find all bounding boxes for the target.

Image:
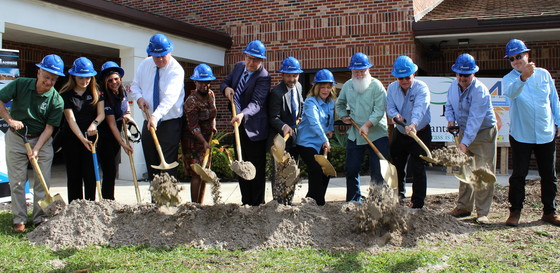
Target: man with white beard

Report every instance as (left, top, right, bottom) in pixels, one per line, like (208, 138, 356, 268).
(336, 52, 389, 202)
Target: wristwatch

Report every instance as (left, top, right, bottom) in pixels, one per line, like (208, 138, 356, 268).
(92, 120, 99, 126)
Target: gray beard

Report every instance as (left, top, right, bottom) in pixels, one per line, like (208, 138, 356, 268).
(352, 75, 372, 94)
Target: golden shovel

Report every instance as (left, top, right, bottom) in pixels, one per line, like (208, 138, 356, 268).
(14, 127, 65, 210)
(122, 119, 141, 203)
(229, 98, 256, 180)
(272, 134, 290, 163)
(190, 133, 217, 183)
(142, 108, 179, 170)
(392, 119, 437, 164)
(350, 120, 398, 189)
(448, 126, 496, 184)
(314, 150, 336, 177)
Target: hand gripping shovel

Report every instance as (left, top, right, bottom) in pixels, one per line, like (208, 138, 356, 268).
(86, 132, 103, 201)
(122, 119, 141, 203)
(392, 119, 437, 164)
(229, 98, 256, 180)
(350, 119, 398, 189)
(190, 133, 218, 183)
(142, 109, 179, 170)
(314, 149, 337, 177)
(14, 127, 65, 210)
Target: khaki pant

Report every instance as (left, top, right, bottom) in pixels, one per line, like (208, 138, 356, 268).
(456, 125, 497, 217)
(6, 130, 53, 225)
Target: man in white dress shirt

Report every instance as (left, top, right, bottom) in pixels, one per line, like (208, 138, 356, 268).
(130, 33, 185, 179)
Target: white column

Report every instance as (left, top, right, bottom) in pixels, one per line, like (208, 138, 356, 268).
(118, 47, 149, 181)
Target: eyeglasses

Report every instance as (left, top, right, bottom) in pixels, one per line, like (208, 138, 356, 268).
(457, 74, 472, 78)
(508, 54, 524, 62)
(398, 77, 411, 81)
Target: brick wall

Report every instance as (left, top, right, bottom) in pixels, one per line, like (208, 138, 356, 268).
(109, 0, 418, 132)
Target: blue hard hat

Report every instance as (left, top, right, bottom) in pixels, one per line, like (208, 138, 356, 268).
(277, 56, 303, 73)
(243, 40, 267, 59)
(68, 57, 97, 77)
(348, 52, 372, 70)
(100, 61, 124, 78)
(504, 39, 531, 58)
(451, 53, 479, 74)
(35, 54, 65, 76)
(391, 56, 418, 78)
(147, 33, 174, 57)
(190, 64, 216, 81)
(313, 69, 336, 84)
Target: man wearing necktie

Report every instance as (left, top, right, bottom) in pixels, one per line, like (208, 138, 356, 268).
(130, 33, 185, 180)
(268, 56, 304, 204)
(221, 40, 271, 206)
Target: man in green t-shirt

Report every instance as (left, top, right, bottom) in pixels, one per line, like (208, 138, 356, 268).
(0, 54, 65, 233)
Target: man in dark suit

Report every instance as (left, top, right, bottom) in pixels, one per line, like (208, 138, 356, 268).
(221, 40, 271, 206)
(268, 56, 304, 203)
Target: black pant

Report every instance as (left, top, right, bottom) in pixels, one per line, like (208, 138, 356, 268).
(237, 123, 267, 206)
(62, 134, 96, 202)
(141, 118, 182, 180)
(98, 135, 121, 200)
(390, 126, 432, 208)
(509, 136, 558, 214)
(298, 145, 329, 206)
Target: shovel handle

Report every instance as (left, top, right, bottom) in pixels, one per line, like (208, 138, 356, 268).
(349, 119, 387, 161)
(393, 119, 432, 158)
(23, 142, 52, 198)
(123, 119, 141, 202)
(230, 98, 243, 161)
(447, 126, 461, 147)
(142, 108, 169, 163)
(202, 132, 214, 168)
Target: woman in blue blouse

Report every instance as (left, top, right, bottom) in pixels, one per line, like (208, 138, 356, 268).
(295, 69, 336, 205)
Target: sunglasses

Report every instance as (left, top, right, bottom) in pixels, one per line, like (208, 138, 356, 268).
(457, 73, 471, 78)
(398, 76, 411, 81)
(508, 54, 524, 62)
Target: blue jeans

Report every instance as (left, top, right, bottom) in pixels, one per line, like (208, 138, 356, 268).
(345, 137, 390, 202)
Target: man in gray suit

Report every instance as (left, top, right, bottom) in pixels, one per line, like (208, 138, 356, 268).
(268, 57, 304, 203)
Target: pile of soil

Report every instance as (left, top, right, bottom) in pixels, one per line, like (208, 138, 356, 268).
(27, 185, 474, 251)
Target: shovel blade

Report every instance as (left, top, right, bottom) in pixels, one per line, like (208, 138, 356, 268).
(314, 154, 336, 177)
(379, 160, 398, 189)
(273, 134, 286, 151)
(191, 163, 214, 183)
(271, 146, 285, 163)
(151, 161, 179, 170)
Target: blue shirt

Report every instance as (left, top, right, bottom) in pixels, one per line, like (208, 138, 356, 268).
(445, 77, 496, 147)
(295, 96, 334, 153)
(503, 68, 560, 144)
(386, 79, 431, 134)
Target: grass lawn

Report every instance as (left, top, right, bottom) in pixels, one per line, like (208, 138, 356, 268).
(1, 210, 559, 273)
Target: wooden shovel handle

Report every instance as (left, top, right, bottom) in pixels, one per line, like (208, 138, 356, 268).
(230, 98, 243, 161)
(349, 119, 386, 161)
(23, 142, 51, 197)
(202, 132, 214, 168)
(142, 108, 167, 160)
(393, 119, 432, 158)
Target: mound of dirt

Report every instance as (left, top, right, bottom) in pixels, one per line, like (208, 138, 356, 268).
(27, 185, 474, 251)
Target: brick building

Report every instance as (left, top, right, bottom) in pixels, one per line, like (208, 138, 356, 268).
(1, 0, 560, 178)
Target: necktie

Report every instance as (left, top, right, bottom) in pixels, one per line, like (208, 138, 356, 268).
(153, 67, 160, 110)
(234, 71, 249, 113)
(290, 88, 298, 127)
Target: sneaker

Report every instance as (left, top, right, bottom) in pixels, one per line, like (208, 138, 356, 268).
(12, 223, 25, 233)
(541, 213, 560, 227)
(476, 216, 490, 224)
(505, 210, 521, 227)
(448, 207, 471, 218)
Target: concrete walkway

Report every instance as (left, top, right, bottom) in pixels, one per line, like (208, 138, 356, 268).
(48, 164, 514, 205)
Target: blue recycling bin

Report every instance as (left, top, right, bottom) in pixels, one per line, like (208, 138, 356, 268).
(0, 172, 30, 199)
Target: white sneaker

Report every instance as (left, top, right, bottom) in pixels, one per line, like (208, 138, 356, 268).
(476, 216, 490, 224)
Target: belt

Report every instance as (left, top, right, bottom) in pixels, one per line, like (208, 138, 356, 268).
(9, 128, 40, 138)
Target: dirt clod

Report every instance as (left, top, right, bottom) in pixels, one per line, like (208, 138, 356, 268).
(149, 173, 183, 207)
(231, 160, 256, 180)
